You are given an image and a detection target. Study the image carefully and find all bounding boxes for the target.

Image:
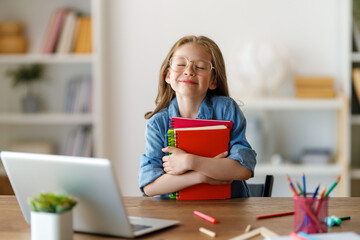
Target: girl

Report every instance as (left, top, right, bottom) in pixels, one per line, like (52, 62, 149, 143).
(139, 35, 256, 197)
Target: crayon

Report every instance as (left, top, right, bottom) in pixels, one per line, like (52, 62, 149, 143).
(194, 210, 218, 223)
(199, 227, 216, 237)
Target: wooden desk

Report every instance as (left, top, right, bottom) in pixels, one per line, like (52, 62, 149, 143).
(0, 196, 359, 240)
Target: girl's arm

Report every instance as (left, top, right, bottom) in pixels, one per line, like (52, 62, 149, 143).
(143, 171, 232, 197)
(162, 146, 252, 181)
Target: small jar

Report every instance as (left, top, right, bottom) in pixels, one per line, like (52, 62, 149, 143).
(0, 21, 27, 53)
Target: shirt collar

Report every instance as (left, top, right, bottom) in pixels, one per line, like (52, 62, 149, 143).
(168, 95, 214, 120)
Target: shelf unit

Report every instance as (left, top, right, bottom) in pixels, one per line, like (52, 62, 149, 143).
(0, 0, 104, 179)
(238, 96, 349, 197)
(351, 0, 360, 196)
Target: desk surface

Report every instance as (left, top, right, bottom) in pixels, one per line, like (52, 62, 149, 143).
(0, 196, 359, 240)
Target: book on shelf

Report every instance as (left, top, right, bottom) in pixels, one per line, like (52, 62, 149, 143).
(352, 85, 360, 114)
(64, 126, 92, 157)
(41, 8, 68, 53)
(168, 119, 232, 200)
(74, 16, 92, 54)
(64, 76, 92, 113)
(41, 8, 91, 54)
(353, 68, 360, 104)
(56, 10, 77, 54)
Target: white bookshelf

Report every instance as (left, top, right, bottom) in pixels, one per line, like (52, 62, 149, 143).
(0, 0, 104, 170)
(236, 95, 349, 197)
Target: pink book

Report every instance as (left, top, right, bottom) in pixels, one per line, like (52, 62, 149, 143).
(45, 8, 68, 53)
(42, 9, 60, 53)
(171, 117, 233, 130)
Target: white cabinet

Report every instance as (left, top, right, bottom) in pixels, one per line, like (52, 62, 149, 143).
(0, 0, 104, 161)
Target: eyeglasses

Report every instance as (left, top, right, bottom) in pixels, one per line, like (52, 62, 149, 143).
(169, 56, 214, 75)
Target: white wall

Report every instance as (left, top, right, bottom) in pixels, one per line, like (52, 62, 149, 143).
(104, 0, 348, 196)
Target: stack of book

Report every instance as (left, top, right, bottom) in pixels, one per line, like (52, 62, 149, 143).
(168, 117, 233, 200)
(294, 76, 335, 98)
(64, 126, 92, 157)
(41, 8, 92, 54)
(63, 76, 92, 113)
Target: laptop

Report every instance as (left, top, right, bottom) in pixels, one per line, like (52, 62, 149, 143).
(0, 151, 179, 238)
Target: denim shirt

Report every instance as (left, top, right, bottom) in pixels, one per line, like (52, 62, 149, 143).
(139, 95, 257, 197)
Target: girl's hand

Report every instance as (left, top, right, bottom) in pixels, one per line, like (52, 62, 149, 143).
(162, 146, 191, 175)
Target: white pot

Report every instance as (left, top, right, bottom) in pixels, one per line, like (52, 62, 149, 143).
(31, 210, 73, 240)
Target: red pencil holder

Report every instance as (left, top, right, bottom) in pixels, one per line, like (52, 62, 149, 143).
(293, 196, 328, 234)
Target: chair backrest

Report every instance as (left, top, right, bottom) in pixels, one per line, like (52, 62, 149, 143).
(248, 175, 274, 197)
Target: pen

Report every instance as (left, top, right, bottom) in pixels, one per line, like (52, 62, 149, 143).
(256, 211, 294, 219)
(324, 176, 340, 198)
(194, 210, 218, 223)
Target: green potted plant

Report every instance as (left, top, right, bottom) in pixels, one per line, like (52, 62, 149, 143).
(6, 64, 44, 113)
(28, 192, 77, 240)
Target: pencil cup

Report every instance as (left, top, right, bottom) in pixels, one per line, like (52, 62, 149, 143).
(293, 196, 328, 234)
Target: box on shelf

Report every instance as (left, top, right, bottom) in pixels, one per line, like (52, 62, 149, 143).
(299, 149, 332, 165)
(294, 76, 336, 99)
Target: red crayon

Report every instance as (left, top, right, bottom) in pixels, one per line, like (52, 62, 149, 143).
(193, 210, 218, 223)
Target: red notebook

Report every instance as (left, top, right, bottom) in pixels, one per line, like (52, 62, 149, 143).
(171, 117, 233, 131)
(168, 125, 231, 200)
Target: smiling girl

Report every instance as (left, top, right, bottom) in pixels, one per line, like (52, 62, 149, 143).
(139, 35, 256, 197)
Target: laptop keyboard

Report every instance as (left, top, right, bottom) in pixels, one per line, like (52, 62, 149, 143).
(131, 223, 152, 231)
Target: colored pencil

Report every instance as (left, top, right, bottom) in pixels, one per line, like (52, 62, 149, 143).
(256, 211, 294, 219)
(320, 185, 327, 198)
(302, 173, 306, 197)
(312, 184, 320, 198)
(296, 181, 304, 196)
(324, 176, 341, 198)
(286, 175, 299, 196)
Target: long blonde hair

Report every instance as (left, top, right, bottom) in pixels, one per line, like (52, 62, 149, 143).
(144, 35, 229, 119)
